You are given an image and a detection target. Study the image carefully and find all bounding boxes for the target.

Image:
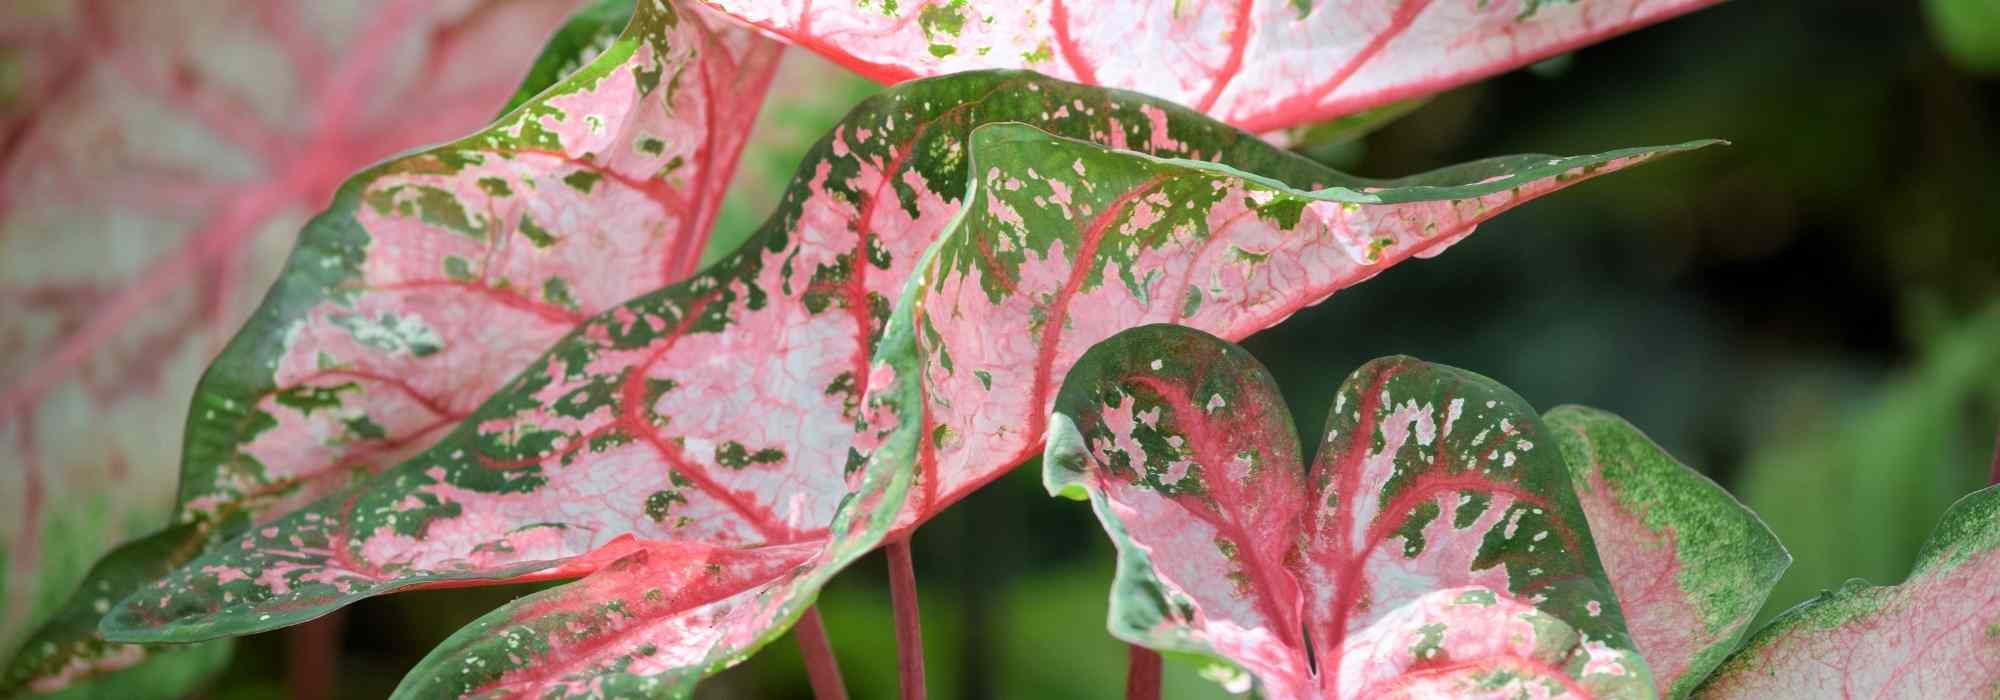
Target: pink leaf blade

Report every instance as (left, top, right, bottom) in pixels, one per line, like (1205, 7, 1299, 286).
(172, 0, 782, 539)
(1043, 323, 1314, 692)
(1304, 356, 1646, 696)
(901, 121, 1715, 528)
(698, 0, 1724, 131)
(1045, 326, 1652, 698)
(1545, 405, 1789, 699)
(1696, 484, 2000, 699)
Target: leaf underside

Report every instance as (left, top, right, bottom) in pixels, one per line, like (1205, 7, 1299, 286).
(98, 3, 1711, 696)
(699, 0, 1723, 131)
(1044, 324, 1650, 698)
(1697, 483, 2000, 699)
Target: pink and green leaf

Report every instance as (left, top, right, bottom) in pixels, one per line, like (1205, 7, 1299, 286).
(1544, 405, 1788, 699)
(877, 122, 1711, 532)
(698, 0, 1723, 131)
(1, 0, 591, 693)
(1697, 483, 2000, 698)
(99, 67, 1363, 644)
(173, 0, 781, 539)
(1044, 325, 1649, 698)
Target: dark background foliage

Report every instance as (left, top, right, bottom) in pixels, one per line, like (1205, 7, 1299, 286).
(167, 0, 2000, 696)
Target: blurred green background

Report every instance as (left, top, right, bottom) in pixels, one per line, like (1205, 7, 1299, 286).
(138, 0, 2000, 697)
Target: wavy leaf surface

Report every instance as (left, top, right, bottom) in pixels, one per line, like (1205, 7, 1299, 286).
(1545, 406, 1789, 699)
(175, 0, 781, 539)
(1697, 483, 2000, 698)
(105, 46, 1705, 700)
(375, 121, 1700, 697)
(0, 0, 588, 693)
(1044, 325, 1649, 698)
(100, 68, 1344, 640)
(700, 0, 1722, 131)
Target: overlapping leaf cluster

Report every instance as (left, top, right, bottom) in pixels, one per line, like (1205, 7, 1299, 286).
(20, 0, 1925, 697)
(1046, 324, 2000, 698)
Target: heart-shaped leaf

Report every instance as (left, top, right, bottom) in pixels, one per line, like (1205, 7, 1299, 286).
(1544, 406, 1789, 699)
(1044, 324, 1649, 697)
(1, 0, 592, 693)
(698, 0, 1722, 131)
(1696, 482, 2000, 698)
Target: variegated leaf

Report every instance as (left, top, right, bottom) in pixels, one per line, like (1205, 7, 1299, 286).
(1697, 483, 2000, 698)
(1, 0, 588, 693)
(1044, 325, 1649, 698)
(699, 0, 1722, 131)
(99, 69, 1349, 642)
(876, 122, 1707, 530)
(106, 68, 1702, 695)
(176, 0, 781, 540)
(1545, 406, 1789, 699)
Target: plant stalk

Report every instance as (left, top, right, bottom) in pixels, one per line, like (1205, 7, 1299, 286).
(794, 606, 849, 699)
(285, 610, 344, 700)
(887, 537, 927, 700)
(1989, 429, 1999, 486)
(1126, 645, 1163, 700)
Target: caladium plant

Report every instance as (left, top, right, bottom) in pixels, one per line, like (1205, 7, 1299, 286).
(0, 0, 1745, 696)
(1047, 325, 2000, 699)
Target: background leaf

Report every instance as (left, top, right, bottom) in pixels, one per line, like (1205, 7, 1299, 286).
(0, 0, 589, 693)
(698, 0, 1722, 131)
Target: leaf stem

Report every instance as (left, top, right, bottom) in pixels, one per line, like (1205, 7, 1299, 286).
(887, 537, 926, 700)
(1126, 645, 1163, 700)
(794, 606, 849, 699)
(1988, 429, 1999, 486)
(285, 610, 344, 700)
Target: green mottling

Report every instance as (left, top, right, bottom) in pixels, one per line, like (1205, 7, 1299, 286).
(477, 177, 513, 197)
(563, 170, 604, 193)
(637, 137, 666, 155)
(364, 184, 488, 240)
(518, 214, 557, 247)
(644, 490, 686, 522)
(974, 370, 992, 390)
(443, 256, 476, 281)
(273, 382, 359, 416)
(344, 415, 389, 441)
(714, 441, 785, 469)
(328, 312, 444, 357)
(543, 277, 580, 310)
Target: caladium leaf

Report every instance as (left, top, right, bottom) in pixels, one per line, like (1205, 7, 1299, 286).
(101, 64, 1360, 642)
(876, 123, 1708, 531)
(1043, 324, 1650, 698)
(1544, 406, 1789, 699)
(699, 0, 1722, 131)
(173, 0, 782, 539)
(1, 0, 588, 692)
(1697, 483, 2000, 698)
